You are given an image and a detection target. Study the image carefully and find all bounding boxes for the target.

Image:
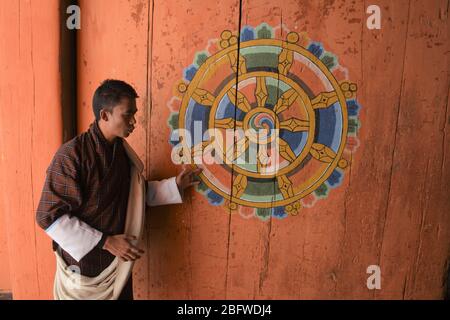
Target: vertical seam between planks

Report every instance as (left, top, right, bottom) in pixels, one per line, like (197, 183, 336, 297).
(225, 0, 243, 299)
(28, 0, 41, 297)
(145, 0, 154, 300)
(439, 86, 449, 185)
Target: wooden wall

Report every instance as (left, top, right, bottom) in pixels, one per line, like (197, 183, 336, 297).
(0, 0, 449, 299)
(0, 0, 61, 299)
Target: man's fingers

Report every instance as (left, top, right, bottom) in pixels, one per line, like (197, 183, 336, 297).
(180, 165, 189, 177)
(189, 167, 203, 174)
(122, 254, 134, 261)
(127, 253, 141, 261)
(128, 254, 141, 260)
(184, 168, 202, 181)
(189, 181, 201, 187)
(125, 235, 137, 241)
(123, 252, 140, 261)
(193, 168, 203, 174)
(130, 246, 145, 254)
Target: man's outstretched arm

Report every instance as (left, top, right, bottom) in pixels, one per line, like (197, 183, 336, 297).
(145, 166, 202, 207)
(145, 177, 183, 207)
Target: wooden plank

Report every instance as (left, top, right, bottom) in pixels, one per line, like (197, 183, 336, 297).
(375, 0, 450, 299)
(333, 0, 412, 298)
(147, 0, 240, 299)
(225, 0, 285, 299)
(0, 184, 11, 292)
(0, 0, 62, 299)
(223, 0, 363, 299)
(77, 0, 150, 299)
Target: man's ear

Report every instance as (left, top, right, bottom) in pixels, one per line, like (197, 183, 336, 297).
(99, 108, 110, 122)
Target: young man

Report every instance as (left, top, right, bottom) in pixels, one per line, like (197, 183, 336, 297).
(36, 79, 201, 300)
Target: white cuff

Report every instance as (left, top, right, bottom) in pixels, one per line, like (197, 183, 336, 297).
(45, 214, 103, 262)
(146, 176, 183, 207)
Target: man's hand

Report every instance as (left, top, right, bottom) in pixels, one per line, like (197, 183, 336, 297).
(102, 234, 145, 262)
(176, 165, 203, 192)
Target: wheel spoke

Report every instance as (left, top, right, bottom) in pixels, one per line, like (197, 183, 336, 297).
(278, 138, 297, 162)
(273, 89, 298, 114)
(279, 117, 309, 132)
(192, 88, 215, 106)
(276, 174, 294, 198)
(311, 91, 338, 109)
(309, 143, 348, 168)
(232, 174, 248, 199)
(227, 50, 247, 75)
(227, 88, 252, 113)
(225, 136, 249, 163)
(255, 76, 268, 107)
(278, 47, 294, 75)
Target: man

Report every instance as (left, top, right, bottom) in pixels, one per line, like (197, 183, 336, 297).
(36, 79, 201, 300)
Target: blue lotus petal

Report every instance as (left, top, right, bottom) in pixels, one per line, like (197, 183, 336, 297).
(206, 190, 224, 206)
(347, 99, 361, 116)
(307, 42, 324, 58)
(183, 65, 198, 82)
(240, 26, 255, 42)
(326, 169, 343, 188)
(272, 206, 287, 219)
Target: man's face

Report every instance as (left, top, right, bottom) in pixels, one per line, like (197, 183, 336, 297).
(103, 97, 137, 138)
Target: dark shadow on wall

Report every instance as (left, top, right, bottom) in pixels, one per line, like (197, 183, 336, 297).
(445, 258, 450, 300)
(60, 0, 78, 142)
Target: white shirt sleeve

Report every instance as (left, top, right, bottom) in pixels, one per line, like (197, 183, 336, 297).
(146, 176, 183, 207)
(45, 214, 103, 262)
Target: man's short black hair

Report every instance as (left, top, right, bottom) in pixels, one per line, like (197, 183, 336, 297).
(92, 79, 139, 120)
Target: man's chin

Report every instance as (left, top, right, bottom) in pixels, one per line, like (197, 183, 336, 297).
(124, 130, 133, 137)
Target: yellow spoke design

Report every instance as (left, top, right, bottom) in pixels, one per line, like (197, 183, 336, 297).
(192, 88, 215, 106)
(227, 50, 247, 75)
(277, 175, 295, 199)
(227, 88, 251, 113)
(311, 91, 338, 109)
(277, 174, 302, 215)
(215, 118, 243, 129)
(278, 138, 297, 162)
(279, 118, 309, 132)
(232, 174, 248, 199)
(310, 143, 348, 169)
(278, 48, 294, 75)
(255, 76, 268, 107)
(226, 136, 249, 163)
(273, 89, 298, 114)
(257, 145, 270, 173)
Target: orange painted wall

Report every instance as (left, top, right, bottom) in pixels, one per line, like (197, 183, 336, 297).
(0, 0, 61, 299)
(0, 0, 448, 300)
(0, 206, 11, 291)
(77, 0, 449, 299)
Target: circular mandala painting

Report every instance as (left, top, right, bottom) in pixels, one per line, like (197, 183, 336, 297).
(167, 23, 362, 221)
